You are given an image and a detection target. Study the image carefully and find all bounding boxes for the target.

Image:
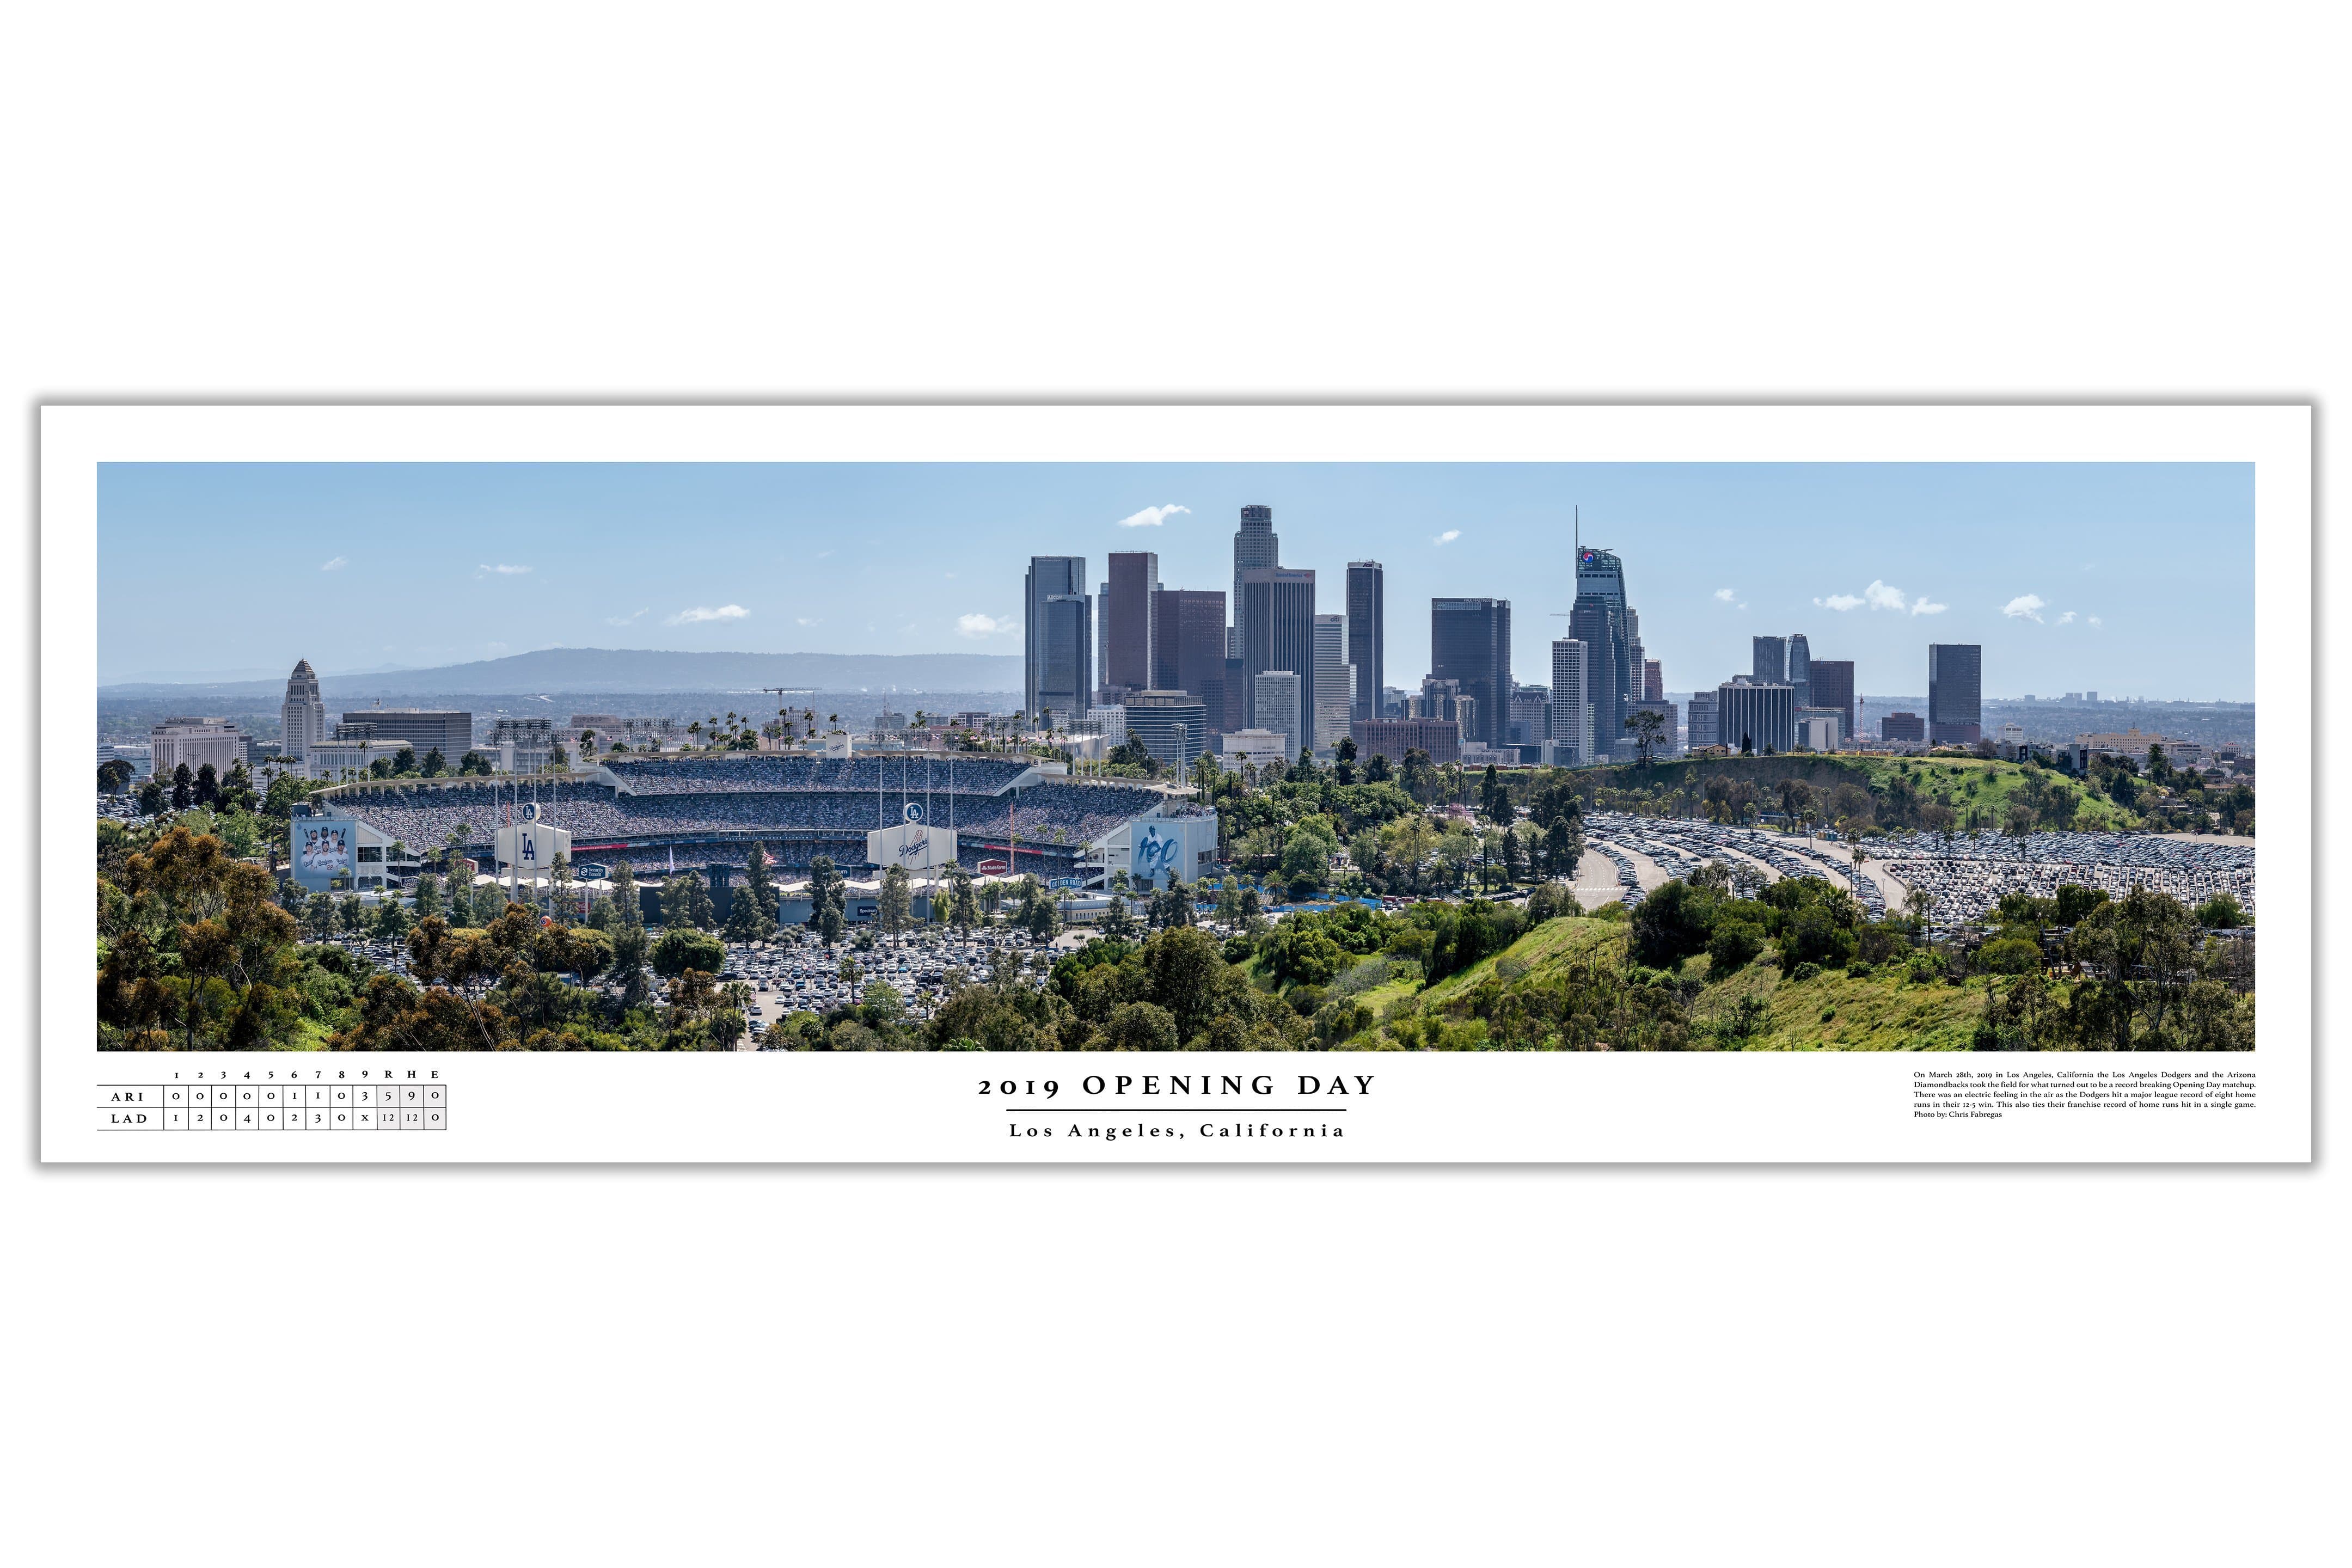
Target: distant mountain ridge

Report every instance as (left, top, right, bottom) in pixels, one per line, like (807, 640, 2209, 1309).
(100, 647, 1025, 698)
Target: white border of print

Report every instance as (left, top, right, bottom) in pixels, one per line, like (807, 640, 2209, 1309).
(40, 405, 2312, 1163)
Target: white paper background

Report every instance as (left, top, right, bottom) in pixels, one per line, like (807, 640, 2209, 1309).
(3, 7, 2343, 1565)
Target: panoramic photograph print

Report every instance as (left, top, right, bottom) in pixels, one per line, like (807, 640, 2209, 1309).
(94, 461, 2256, 1053)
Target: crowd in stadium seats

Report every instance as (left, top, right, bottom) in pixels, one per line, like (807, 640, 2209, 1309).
(604, 755, 1031, 795)
(324, 764, 1169, 865)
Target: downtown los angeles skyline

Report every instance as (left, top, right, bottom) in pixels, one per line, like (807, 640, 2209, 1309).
(97, 461, 2252, 699)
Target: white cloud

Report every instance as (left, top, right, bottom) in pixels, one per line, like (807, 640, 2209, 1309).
(796, 617, 820, 627)
(1910, 598, 1947, 616)
(958, 612, 1016, 638)
(1714, 587, 1736, 602)
(1116, 504, 1191, 529)
(1815, 593, 1863, 611)
(2002, 593, 2047, 622)
(2056, 610, 2077, 626)
(603, 607, 647, 627)
(1432, 529, 1461, 546)
(1863, 579, 1908, 612)
(667, 604, 748, 624)
(2088, 616, 2104, 628)
(477, 563, 531, 576)
(319, 555, 348, 572)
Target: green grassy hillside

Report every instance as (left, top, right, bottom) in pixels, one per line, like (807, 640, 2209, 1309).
(1337, 912, 1990, 1051)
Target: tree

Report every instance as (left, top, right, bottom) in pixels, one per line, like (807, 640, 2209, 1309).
(608, 860, 643, 927)
(1480, 764, 1515, 826)
(302, 890, 334, 940)
(608, 923, 652, 1008)
(1542, 817, 1580, 878)
(171, 763, 193, 811)
(722, 885, 768, 945)
(1190, 751, 1222, 801)
(137, 777, 167, 815)
(1398, 747, 1438, 804)
(878, 863, 913, 942)
(947, 865, 978, 934)
(421, 747, 446, 777)
(536, 923, 611, 983)
(413, 872, 442, 921)
(99, 758, 132, 795)
(663, 870, 717, 930)
(651, 926, 726, 979)
(1025, 883, 1062, 943)
(2193, 892, 2245, 929)
(1625, 708, 1665, 764)
(1279, 816, 1340, 901)
(1382, 813, 1437, 895)
(807, 855, 847, 944)
(743, 842, 777, 926)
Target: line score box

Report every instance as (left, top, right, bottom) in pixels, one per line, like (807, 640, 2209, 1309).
(97, 1081, 448, 1132)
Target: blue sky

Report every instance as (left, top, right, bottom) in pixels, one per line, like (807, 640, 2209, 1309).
(98, 462, 2252, 698)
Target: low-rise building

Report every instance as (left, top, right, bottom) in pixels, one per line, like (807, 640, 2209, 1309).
(150, 718, 249, 782)
(1217, 728, 1290, 774)
(1351, 717, 1462, 767)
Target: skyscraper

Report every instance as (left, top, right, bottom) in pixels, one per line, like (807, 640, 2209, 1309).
(281, 658, 326, 760)
(1230, 504, 1279, 659)
(1105, 551, 1160, 693)
(1786, 633, 1812, 709)
(1686, 690, 1718, 751)
(1751, 635, 1787, 684)
(1095, 579, 1110, 702)
(1928, 644, 1983, 745)
(1643, 659, 1663, 702)
(1809, 659, 1855, 744)
(1123, 690, 1208, 774)
(1718, 679, 1795, 755)
(1573, 546, 1635, 755)
(1345, 561, 1384, 723)
(1152, 588, 1228, 733)
(1024, 556, 1089, 720)
(1624, 608, 1645, 713)
(1241, 566, 1316, 753)
(1251, 670, 1303, 759)
(1549, 638, 1593, 765)
(1431, 597, 1511, 746)
(1312, 614, 1354, 751)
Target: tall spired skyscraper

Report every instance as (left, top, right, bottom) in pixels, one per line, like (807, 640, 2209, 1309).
(1570, 544, 1633, 754)
(1230, 504, 1279, 659)
(281, 659, 326, 760)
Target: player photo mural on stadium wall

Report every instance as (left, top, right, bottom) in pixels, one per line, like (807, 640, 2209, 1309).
(297, 822, 350, 875)
(1133, 823, 1179, 881)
